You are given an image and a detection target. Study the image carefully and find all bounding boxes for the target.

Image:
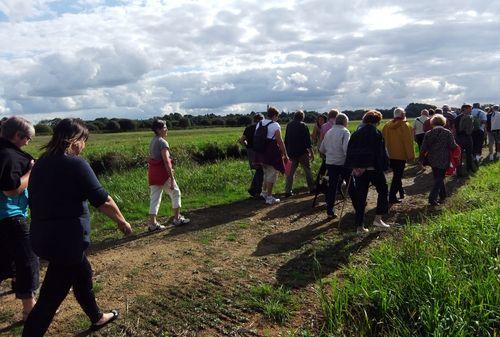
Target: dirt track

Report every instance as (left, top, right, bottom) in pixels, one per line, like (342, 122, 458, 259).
(0, 163, 467, 336)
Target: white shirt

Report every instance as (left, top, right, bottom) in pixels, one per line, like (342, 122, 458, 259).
(413, 115, 429, 135)
(471, 108, 487, 131)
(319, 125, 350, 165)
(255, 118, 281, 139)
(491, 111, 500, 131)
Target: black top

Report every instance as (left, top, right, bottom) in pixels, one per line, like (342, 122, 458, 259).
(243, 124, 257, 149)
(284, 120, 312, 159)
(0, 138, 33, 191)
(29, 155, 108, 265)
(345, 124, 389, 171)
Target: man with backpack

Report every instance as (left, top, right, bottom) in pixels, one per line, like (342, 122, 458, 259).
(413, 109, 429, 152)
(470, 103, 487, 162)
(239, 114, 264, 198)
(442, 105, 457, 136)
(455, 103, 475, 174)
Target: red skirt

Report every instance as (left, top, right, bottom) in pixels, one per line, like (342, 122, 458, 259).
(253, 140, 285, 173)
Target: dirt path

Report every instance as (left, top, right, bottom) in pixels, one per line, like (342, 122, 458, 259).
(0, 163, 467, 337)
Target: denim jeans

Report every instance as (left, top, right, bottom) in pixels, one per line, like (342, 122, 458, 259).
(0, 216, 39, 299)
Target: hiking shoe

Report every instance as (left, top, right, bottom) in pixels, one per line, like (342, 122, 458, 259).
(428, 200, 440, 207)
(173, 216, 190, 226)
(327, 212, 337, 219)
(148, 223, 166, 232)
(389, 198, 402, 204)
(259, 192, 268, 200)
(265, 196, 280, 205)
(356, 226, 369, 233)
(284, 192, 294, 198)
(373, 219, 390, 228)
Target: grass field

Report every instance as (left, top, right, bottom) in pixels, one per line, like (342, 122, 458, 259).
(23, 119, 410, 243)
(317, 161, 500, 336)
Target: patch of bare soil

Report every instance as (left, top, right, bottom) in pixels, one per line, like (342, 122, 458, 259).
(0, 163, 468, 337)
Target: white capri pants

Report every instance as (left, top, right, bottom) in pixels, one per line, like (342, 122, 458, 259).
(262, 164, 278, 184)
(149, 178, 182, 215)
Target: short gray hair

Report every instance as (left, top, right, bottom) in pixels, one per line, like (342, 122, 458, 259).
(335, 113, 349, 126)
(0, 116, 35, 140)
(394, 107, 405, 118)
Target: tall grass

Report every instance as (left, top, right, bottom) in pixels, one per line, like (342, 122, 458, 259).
(317, 162, 500, 336)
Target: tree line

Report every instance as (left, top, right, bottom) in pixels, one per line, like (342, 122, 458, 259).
(33, 102, 438, 134)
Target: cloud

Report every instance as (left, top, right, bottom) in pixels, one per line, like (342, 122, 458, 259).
(0, 0, 499, 121)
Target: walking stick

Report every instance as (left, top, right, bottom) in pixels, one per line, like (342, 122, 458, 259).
(337, 174, 353, 229)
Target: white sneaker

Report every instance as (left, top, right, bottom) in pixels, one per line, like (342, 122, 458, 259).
(356, 226, 369, 233)
(148, 223, 166, 232)
(373, 219, 390, 228)
(173, 216, 190, 226)
(265, 196, 280, 205)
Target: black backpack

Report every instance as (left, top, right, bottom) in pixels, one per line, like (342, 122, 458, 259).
(253, 121, 274, 153)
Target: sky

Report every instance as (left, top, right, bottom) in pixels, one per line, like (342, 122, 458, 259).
(0, 0, 499, 122)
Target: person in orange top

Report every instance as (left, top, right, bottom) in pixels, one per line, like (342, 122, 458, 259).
(382, 108, 415, 203)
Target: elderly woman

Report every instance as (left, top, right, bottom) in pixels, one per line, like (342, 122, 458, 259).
(23, 119, 133, 336)
(147, 119, 189, 230)
(345, 110, 390, 233)
(254, 106, 289, 205)
(0, 117, 38, 321)
(319, 113, 354, 218)
(382, 107, 415, 203)
(420, 114, 458, 206)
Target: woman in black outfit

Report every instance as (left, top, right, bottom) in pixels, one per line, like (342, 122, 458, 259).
(345, 110, 390, 233)
(23, 119, 132, 337)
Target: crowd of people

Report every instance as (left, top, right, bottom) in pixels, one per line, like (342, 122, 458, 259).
(0, 101, 498, 335)
(240, 103, 499, 232)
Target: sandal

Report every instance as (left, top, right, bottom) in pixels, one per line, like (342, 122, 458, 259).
(90, 310, 119, 331)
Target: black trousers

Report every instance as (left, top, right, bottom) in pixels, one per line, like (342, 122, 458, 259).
(0, 216, 39, 299)
(325, 164, 354, 215)
(352, 170, 389, 226)
(471, 129, 485, 156)
(415, 133, 425, 152)
(22, 255, 102, 337)
(429, 167, 446, 203)
(389, 159, 406, 201)
(247, 149, 263, 196)
(456, 135, 474, 172)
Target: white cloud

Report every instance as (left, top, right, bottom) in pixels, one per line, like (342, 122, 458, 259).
(0, 0, 499, 121)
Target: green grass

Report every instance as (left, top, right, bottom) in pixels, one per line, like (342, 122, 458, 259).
(247, 283, 295, 323)
(317, 162, 500, 336)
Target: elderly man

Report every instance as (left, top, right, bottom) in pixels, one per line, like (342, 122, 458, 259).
(413, 109, 429, 151)
(382, 107, 415, 203)
(442, 104, 457, 135)
(284, 110, 315, 197)
(489, 105, 500, 161)
(471, 103, 487, 161)
(0, 117, 39, 320)
(455, 103, 475, 174)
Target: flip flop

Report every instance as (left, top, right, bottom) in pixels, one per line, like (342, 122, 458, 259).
(90, 310, 119, 331)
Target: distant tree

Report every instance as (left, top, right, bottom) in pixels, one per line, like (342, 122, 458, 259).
(178, 117, 191, 128)
(105, 120, 121, 132)
(34, 123, 52, 134)
(198, 118, 211, 126)
(225, 118, 238, 126)
(85, 122, 100, 132)
(405, 103, 437, 118)
(172, 113, 183, 121)
(118, 119, 137, 131)
(237, 115, 252, 126)
(211, 118, 225, 126)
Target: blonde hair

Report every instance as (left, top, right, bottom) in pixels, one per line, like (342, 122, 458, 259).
(430, 114, 446, 127)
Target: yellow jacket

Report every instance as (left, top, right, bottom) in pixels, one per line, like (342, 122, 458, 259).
(382, 119, 415, 161)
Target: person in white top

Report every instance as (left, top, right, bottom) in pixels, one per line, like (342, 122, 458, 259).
(490, 105, 500, 160)
(413, 109, 429, 151)
(254, 107, 289, 205)
(471, 103, 487, 161)
(319, 113, 354, 218)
